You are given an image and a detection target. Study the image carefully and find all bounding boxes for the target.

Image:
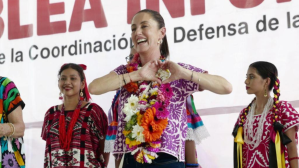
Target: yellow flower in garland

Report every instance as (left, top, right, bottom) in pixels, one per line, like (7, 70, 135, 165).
(147, 155, 155, 160)
(125, 138, 141, 148)
(149, 141, 161, 148)
(123, 130, 131, 136)
(136, 151, 144, 163)
(149, 88, 158, 96)
(141, 99, 147, 102)
(136, 112, 143, 126)
(133, 149, 155, 164)
(140, 94, 148, 100)
(150, 100, 156, 105)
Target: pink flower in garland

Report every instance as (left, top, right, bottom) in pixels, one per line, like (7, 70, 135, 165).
(139, 100, 147, 105)
(153, 102, 170, 119)
(159, 83, 173, 101)
(157, 90, 165, 102)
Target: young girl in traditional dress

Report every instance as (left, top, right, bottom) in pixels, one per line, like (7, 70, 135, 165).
(41, 63, 109, 168)
(233, 61, 299, 168)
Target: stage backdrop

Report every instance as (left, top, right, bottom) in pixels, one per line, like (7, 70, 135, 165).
(0, 0, 298, 167)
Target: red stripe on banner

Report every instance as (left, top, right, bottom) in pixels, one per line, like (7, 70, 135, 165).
(0, 0, 4, 38)
(8, 0, 33, 40)
(277, 0, 291, 3)
(229, 0, 264, 9)
(190, 0, 205, 15)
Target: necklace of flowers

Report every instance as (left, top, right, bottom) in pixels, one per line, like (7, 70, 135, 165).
(122, 53, 173, 164)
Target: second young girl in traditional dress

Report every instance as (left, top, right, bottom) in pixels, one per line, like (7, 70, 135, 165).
(233, 61, 299, 168)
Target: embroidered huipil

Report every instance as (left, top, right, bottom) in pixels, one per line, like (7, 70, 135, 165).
(112, 63, 206, 161)
(41, 103, 108, 168)
(235, 101, 299, 168)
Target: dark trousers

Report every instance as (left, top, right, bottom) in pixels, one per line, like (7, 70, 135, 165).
(122, 153, 185, 168)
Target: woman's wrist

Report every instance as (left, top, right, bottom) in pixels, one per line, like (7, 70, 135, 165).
(130, 70, 143, 82)
(185, 69, 203, 85)
(181, 68, 194, 81)
(0, 123, 13, 136)
(7, 123, 15, 137)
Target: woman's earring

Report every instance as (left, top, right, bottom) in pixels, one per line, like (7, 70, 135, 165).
(59, 92, 63, 100)
(157, 39, 163, 44)
(264, 89, 267, 97)
(80, 90, 84, 101)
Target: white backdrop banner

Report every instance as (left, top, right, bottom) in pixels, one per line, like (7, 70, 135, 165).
(0, 0, 298, 167)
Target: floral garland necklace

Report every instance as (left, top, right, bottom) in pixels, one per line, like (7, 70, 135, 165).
(122, 53, 173, 164)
